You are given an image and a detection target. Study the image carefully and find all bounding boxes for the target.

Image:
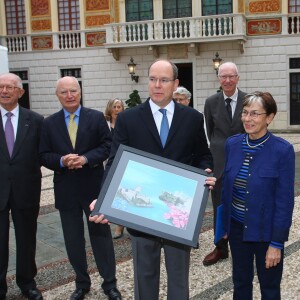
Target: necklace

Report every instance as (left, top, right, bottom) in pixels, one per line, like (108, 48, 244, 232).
(246, 133, 270, 148)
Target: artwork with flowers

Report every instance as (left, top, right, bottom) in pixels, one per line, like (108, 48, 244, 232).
(92, 145, 209, 247)
(111, 160, 196, 230)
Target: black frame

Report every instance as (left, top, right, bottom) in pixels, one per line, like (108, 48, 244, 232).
(92, 145, 211, 247)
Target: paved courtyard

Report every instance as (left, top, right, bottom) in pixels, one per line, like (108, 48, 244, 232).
(6, 134, 300, 299)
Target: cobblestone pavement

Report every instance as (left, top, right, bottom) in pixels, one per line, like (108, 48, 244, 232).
(6, 133, 300, 299)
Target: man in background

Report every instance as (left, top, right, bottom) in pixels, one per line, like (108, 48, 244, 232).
(0, 73, 44, 300)
(39, 76, 121, 300)
(203, 62, 246, 266)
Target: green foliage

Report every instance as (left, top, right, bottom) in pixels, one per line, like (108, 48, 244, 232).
(125, 90, 142, 109)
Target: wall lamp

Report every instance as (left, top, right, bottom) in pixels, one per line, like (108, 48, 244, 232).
(128, 57, 139, 83)
(212, 52, 222, 75)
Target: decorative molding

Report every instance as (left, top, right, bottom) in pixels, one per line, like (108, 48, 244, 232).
(85, 0, 110, 12)
(247, 18, 281, 35)
(238, 40, 245, 53)
(32, 35, 53, 50)
(248, 0, 281, 14)
(31, 19, 52, 31)
(85, 15, 111, 27)
(108, 48, 119, 61)
(30, 0, 50, 17)
(86, 31, 106, 46)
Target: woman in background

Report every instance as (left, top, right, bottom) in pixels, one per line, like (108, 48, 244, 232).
(105, 98, 125, 135)
(104, 98, 125, 239)
(222, 92, 295, 300)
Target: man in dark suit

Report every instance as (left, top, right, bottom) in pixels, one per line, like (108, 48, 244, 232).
(90, 60, 215, 300)
(39, 76, 121, 300)
(0, 73, 43, 300)
(203, 62, 246, 266)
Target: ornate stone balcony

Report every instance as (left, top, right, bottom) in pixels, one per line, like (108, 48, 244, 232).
(105, 14, 247, 47)
(1, 13, 299, 57)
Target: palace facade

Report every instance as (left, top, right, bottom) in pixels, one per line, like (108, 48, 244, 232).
(0, 0, 299, 130)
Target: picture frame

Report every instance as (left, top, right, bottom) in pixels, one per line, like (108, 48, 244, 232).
(91, 145, 211, 247)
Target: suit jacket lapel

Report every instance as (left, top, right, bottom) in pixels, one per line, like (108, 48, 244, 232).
(12, 107, 30, 159)
(76, 107, 89, 150)
(233, 89, 244, 122)
(53, 109, 73, 150)
(217, 93, 231, 125)
(167, 101, 184, 145)
(0, 113, 10, 158)
(139, 100, 162, 147)
(140, 100, 185, 148)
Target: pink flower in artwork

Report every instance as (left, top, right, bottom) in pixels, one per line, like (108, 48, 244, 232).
(163, 205, 189, 229)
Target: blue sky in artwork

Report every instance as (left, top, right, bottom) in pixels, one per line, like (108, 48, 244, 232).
(121, 160, 197, 202)
(112, 160, 199, 227)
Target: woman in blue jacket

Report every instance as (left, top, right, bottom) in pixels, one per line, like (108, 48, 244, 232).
(222, 92, 295, 300)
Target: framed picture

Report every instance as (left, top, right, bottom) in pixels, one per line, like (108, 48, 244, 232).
(91, 145, 211, 247)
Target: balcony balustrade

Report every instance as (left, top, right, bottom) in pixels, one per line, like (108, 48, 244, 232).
(105, 14, 246, 48)
(1, 14, 299, 53)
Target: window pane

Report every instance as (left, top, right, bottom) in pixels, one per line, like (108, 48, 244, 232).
(58, 0, 80, 31)
(163, 0, 192, 18)
(5, 0, 26, 35)
(126, 0, 153, 21)
(202, 0, 232, 16)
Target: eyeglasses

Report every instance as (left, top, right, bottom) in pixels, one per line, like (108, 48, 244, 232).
(149, 77, 174, 85)
(59, 89, 79, 96)
(218, 75, 238, 81)
(174, 97, 188, 103)
(0, 85, 20, 92)
(241, 109, 267, 119)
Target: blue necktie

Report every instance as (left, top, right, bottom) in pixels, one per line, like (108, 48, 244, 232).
(5, 112, 14, 157)
(159, 109, 169, 147)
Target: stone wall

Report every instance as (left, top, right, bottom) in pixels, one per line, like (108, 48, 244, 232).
(7, 34, 300, 130)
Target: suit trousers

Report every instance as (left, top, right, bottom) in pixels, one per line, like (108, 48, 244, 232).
(229, 219, 283, 300)
(59, 203, 117, 292)
(211, 176, 228, 253)
(131, 234, 191, 300)
(0, 199, 39, 294)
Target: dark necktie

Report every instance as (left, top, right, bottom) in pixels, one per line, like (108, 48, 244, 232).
(225, 98, 232, 122)
(159, 109, 169, 147)
(5, 112, 15, 157)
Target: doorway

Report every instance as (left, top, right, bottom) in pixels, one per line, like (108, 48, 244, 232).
(175, 63, 193, 107)
(11, 70, 30, 109)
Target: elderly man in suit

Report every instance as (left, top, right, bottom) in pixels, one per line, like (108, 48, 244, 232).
(90, 59, 216, 300)
(0, 73, 44, 300)
(203, 62, 246, 266)
(39, 77, 121, 300)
